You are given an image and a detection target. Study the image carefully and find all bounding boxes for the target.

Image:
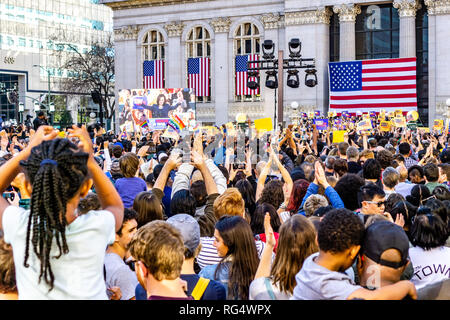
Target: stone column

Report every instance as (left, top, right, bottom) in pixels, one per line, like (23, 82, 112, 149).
(394, 0, 421, 58)
(333, 4, 361, 61)
(211, 17, 231, 125)
(113, 25, 141, 132)
(164, 22, 185, 89)
(261, 13, 282, 123)
(425, 0, 450, 126)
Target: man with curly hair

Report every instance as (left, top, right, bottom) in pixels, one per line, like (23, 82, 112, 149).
(291, 208, 417, 300)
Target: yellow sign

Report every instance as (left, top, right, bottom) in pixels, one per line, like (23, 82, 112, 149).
(357, 120, 373, 132)
(225, 122, 236, 135)
(406, 110, 419, 122)
(417, 127, 430, 133)
(387, 111, 395, 118)
(393, 116, 407, 128)
(395, 109, 403, 117)
(328, 111, 336, 118)
(332, 130, 346, 144)
(434, 119, 444, 129)
(236, 113, 247, 123)
(254, 117, 274, 133)
(380, 121, 391, 132)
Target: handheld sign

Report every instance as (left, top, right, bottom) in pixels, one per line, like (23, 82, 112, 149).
(357, 119, 373, 132)
(332, 130, 346, 144)
(393, 117, 407, 128)
(254, 117, 274, 133)
(380, 121, 391, 132)
(313, 119, 329, 131)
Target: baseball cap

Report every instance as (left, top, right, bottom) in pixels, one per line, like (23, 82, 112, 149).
(361, 221, 409, 269)
(166, 214, 200, 254)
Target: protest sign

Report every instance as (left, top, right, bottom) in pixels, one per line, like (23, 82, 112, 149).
(380, 121, 391, 132)
(254, 117, 273, 132)
(357, 120, 373, 132)
(313, 119, 329, 131)
(393, 117, 407, 128)
(332, 130, 346, 144)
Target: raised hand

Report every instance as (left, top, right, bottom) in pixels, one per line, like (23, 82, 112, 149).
(28, 125, 58, 150)
(264, 213, 276, 248)
(67, 125, 93, 155)
(191, 150, 207, 170)
(314, 161, 329, 188)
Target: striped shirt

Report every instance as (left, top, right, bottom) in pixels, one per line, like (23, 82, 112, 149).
(404, 157, 419, 169)
(197, 237, 266, 269)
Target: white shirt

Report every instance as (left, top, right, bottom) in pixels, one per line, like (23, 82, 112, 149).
(409, 246, 450, 290)
(2, 206, 116, 300)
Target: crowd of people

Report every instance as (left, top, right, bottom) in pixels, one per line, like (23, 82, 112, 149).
(0, 112, 449, 300)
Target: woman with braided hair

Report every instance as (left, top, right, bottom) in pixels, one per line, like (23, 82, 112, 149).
(0, 125, 124, 299)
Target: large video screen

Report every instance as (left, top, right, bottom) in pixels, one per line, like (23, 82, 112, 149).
(118, 88, 196, 133)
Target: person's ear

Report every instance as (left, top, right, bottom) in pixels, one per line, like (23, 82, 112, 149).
(356, 254, 364, 273)
(79, 178, 93, 198)
(136, 261, 148, 279)
(24, 178, 33, 196)
(349, 245, 361, 260)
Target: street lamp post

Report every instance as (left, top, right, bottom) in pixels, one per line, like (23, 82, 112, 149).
(247, 38, 317, 129)
(33, 64, 52, 124)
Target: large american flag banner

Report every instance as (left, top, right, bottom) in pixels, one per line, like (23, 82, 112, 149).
(329, 57, 417, 113)
(143, 60, 165, 89)
(235, 54, 260, 96)
(188, 57, 210, 97)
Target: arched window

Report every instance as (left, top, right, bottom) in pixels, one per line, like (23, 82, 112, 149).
(234, 22, 261, 102)
(142, 30, 165, 60)
(186, 26, 211, 102)
(142, 30, 165, 88)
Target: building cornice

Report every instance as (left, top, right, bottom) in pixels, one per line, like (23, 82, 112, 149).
(102, 0, 211, 10)
(393, 0, 422, 17)
(285, 7, 332, 26)
(333, 4, 361, 22)
(113, 25, 141, 40)
(425, 0, 450, 15)
(260, 13, 283, 29)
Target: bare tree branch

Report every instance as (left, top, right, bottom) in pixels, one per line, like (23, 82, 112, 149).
(53, 33, 115, 119)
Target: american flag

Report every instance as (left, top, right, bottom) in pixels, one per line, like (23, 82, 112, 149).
(235, 54, 260, 96)
(329, 57, 417, 113)
(143, 60, 164, 89)
(188, 57, 210, 97)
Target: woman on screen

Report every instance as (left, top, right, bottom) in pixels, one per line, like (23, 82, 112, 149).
(146, 94, 177, 118)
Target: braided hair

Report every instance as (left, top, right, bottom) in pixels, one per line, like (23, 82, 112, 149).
(19, 138, 89, 291)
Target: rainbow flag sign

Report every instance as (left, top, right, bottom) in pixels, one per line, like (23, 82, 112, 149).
(168, 114, 186, 133)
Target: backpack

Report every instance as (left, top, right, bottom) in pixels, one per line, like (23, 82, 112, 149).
(191, 277, 210, 300)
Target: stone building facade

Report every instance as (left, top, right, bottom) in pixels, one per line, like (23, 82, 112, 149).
(103, 0, 450, 127)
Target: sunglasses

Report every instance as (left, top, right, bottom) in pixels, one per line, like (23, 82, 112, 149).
(365, 200, 386, 207)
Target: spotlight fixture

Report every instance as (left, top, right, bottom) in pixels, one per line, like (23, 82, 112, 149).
(265, 70, 278, 89)
(305, 69, 318, 88)
(262, 40, 275, 60)
(286, 69, 299, 88)
(247, 71, 260, 90)
(288, 38, 301, 58)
